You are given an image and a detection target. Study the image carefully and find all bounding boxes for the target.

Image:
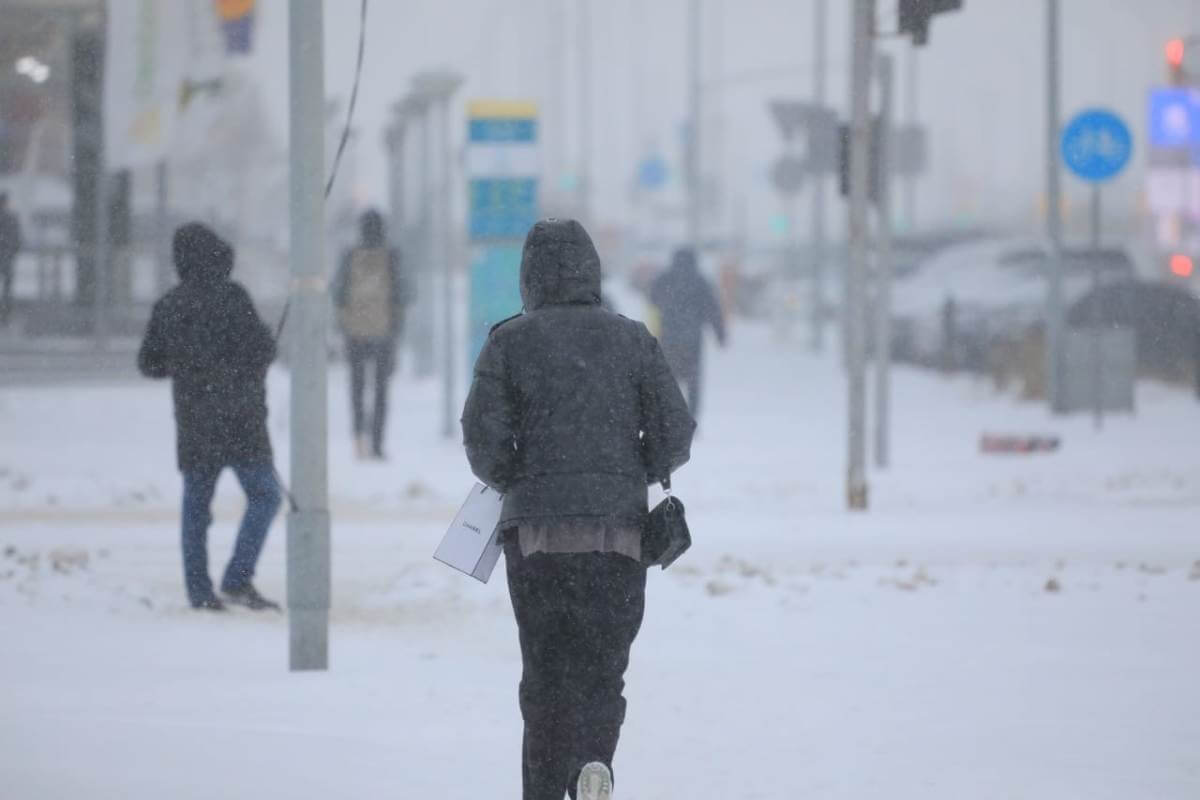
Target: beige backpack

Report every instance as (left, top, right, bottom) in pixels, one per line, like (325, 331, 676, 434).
(340, 248, 392, 339)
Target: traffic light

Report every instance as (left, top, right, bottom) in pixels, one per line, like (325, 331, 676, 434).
(898, 0, 963, 47)
(1169, 253, 1193, 279)
(1166, 38, 1185, 85)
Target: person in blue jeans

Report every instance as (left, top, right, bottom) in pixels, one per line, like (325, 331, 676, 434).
(138, 223, 281, 611)
(181, 464, 280, 609)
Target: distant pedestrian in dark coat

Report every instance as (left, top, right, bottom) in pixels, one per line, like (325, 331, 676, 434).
(462, 219, 695, 800)
(649, 247, 726, 418)
(0, 193, 22, 326)
(137, 223, 281, 611)
(332, 209, 413, 460)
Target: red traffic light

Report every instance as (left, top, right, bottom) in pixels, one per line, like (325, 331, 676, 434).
(1169, 253, 1194, 278)
(1166, 38, 1185, 69)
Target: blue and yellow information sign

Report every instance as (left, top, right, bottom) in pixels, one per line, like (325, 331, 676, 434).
(467, 101, 539, 363)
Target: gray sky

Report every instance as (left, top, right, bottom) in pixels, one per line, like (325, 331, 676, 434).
(240, 0, 1200, 244)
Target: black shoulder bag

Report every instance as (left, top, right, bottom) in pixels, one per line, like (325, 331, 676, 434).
(642, 477, 691, 569)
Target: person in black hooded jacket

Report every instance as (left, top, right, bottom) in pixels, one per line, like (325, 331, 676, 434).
(138, 223, 281, 611)
(462, 218, 695, 800)
(649, 247, 726, 418)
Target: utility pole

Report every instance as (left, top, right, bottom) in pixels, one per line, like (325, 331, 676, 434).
(1045, 0, 1064, 412)
(408, 73, 462, 439)
(439, 93, 456, 439)
(686, 0, 702, 253)
(903, 45, 918, 231)
(414, 99, 435, 377)
(286, 0, 330, 671)
(577, 0, 592, 224)
(92, 169, 109, 349)
(874, 51, 894, 470)
(1089, 184, 1103, 430)
(810, 0, 828, 352)
(846, 0, 874, 510)
(155, 161, 170, 295)
(384, 111, 406, 256)
(552, 0, 568, 212)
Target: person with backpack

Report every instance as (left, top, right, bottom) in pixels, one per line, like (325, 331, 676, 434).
(332, 209, 413, 460)
(137, 223, 281, 611)
(462, 219, 695, 800)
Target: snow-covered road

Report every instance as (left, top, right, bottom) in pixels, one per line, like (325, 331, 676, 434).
(2, 323, 1198, 798)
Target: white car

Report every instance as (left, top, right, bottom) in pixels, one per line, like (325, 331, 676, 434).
(892, 237, 1134, 367)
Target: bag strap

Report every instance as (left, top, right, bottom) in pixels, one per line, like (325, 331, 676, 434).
(662, 475, 672, 496)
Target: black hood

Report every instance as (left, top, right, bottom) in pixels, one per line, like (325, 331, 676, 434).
(519, 218, 602, 310)
(174, 222, 233, 284)
(669, 247, 698, 276)
(360, 209, 385, 248)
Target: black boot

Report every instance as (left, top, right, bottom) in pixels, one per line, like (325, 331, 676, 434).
(222, 583, 281, 611)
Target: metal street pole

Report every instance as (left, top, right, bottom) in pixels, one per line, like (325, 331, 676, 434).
(1090, 185, 1103, 430)
(903, 44, 918, 231)
(439, 94, 456, 439)
(384, 116, 406, 251)
(874, 52, 894, 470)
(553, 0, 568, 208)
(286, 0, 330, 672)
(90, 12, 109, 351)
(687, 0, 701, 253)
(577, 0, 592, 224)
(155, 161, 171, 295)
(846, 0, 874, 510)
(414, 102, 435, 377)
(810, 0, 828, 352)
(92, 168, 109, 350)
(1045, 0, 1064, 413)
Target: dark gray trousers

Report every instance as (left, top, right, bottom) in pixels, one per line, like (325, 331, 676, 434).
(504, 541, 647, 800)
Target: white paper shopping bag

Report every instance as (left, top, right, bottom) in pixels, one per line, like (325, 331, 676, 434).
(434, 482, 504, 583)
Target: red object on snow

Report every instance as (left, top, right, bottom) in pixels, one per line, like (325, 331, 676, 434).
(979, 434, 1061, 454)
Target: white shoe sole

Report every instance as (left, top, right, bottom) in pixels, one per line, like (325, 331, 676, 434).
(577, 761, 613, 800)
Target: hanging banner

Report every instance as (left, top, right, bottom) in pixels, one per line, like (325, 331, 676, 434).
(104, 0, 185, 168)
(467, 100, 539, 364)
(105, 0, 227, 169)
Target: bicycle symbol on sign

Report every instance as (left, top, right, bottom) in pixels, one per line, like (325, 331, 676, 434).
(1061, 109, 1132, 183)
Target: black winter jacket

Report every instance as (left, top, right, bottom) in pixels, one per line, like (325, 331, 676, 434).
(137, 223, 276, 471)
(461, 219, 695, 530)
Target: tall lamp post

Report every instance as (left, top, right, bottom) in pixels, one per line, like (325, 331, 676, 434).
(386, 94, 433, 375)
(383, 100, 412, 254)
(287, 0, 329, 672)
(406, 92, 436, 378)
(412, 70, 464, 439)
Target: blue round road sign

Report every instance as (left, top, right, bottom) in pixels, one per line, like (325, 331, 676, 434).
(1061, 108, 1132, 183)
(637, 156, 669, 191)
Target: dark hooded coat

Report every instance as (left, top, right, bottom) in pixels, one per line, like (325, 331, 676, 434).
(650, 248, 726, 380)
(461, 219, 695, 530)
(137, 223, 276, 471)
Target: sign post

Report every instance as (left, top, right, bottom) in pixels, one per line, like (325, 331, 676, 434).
(1060, 107, 1132, 429)
(874, 53, 894, 469)
(845, 0, 874, 510)
(768, 100, 838, 348)
(466, 101, 540, 366)
(286, 0, 329, 672)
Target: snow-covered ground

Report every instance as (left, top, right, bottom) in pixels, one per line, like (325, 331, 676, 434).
(2, 322, 1199, 799)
